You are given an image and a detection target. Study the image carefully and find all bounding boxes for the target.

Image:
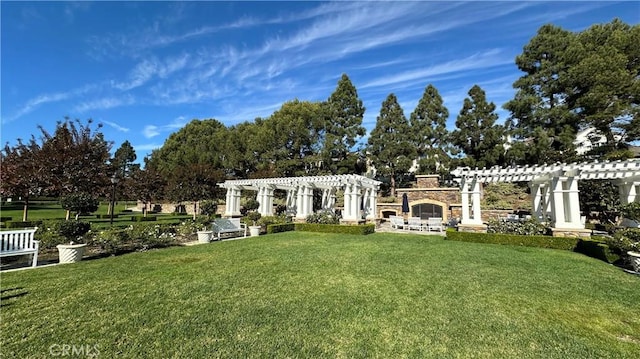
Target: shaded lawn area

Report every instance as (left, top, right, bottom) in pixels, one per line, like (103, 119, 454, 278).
(1, 232, 639, 358)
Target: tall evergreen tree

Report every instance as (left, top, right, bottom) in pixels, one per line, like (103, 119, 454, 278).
(367, 94, 414, 197)
(409, 84, 451, 174)
(451, 85, 505, 168)
(321, 74, 366, 174)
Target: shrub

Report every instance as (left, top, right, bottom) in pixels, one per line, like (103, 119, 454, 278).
(61, 193, 99, 219)
(4, 220, 43, 229)
(35, 220, 67, 249)
(306, 210, 340, 224)
(246, 211, 262, 226)
(92, 228, 130, 255)
(176, 219, 200, 238)
(0, 216, 12, 222)
(575, 237, 620, 263)
(267, 223, 296, 234)
(296, 223, 375, 235)
(446, 231, 578, 251)
(244, 199, 260, 212)
(620, 202, 640, 221)
(259, 215, 291, 228)
(131, 215, 157, 222)
(128, 223, 177, 250)
(487, 218, 549, 236)
(96, 214, 119, 219)
(606, 228, 640, 253)
(58, 220, 91, 242)
(199, 200, 218, 217)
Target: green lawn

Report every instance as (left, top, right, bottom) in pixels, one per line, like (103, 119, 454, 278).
(1, 232, 639, 358)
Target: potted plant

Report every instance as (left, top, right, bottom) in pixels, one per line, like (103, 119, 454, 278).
(195, 200, 217, 243)
(56, 220, 91, 264)
(243, 199, 261, 237)
(247, 211, 262, 237)
(616, 202, 640, 272)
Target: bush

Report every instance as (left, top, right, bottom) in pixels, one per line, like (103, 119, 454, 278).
(61, 193, 99, 218)
(295, 223, 375, 235)
(4, 220, 43, 229)
(58, 220, 91, 242)
(487, 218, 549, 236)
(246, 211, 262, 226)
(35, 220, 67, 249)
(96, 214, 119, 219)
(620, 202, 640, 221)
(606, 228, 640, 253)
(575, 237, 620, 263)
(131, 216, 157, 222)
(128, 223, 177, 250)
(244, 199, 260, 212)
(0, 216, 12, 222)
(199, 200, 218, 217)
(259, 215, 291, 228)
(446, 231, 578, 251)
(267, 223, 296, 234)
(306, 211, 340, 224)
(92, 228, 130, 255)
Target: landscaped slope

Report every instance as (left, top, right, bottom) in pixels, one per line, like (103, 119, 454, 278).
(1, 232, 638, 358)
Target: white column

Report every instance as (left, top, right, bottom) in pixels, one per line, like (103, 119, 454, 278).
(352, 183, 362, 220)
(471, 178, 482, 224)
(232, 188, 241, 216)
(366, 187, 377, 220)
(264, 187, 274, 216)
(296, 185, 306, 220)
(286, 189, 297, 216)
(460, 178, 471, 224)
(225, 188, 233, 216)
(619, 181, 639, 205)
(343, 184, 352, 220)
(530, 183, 543, 220)
(257, 187, 265, 215)
(304, 186, 314, 216)
(550, 177, 567, 228)
(330, 189, 337, 209)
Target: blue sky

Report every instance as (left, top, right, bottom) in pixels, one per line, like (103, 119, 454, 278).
(2, 1, 639, 161)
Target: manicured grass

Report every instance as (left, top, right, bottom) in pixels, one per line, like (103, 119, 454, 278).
(0, 201, 191, 229)
(2, 232, 639, 358)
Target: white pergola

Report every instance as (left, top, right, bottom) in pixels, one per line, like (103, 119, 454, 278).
(218, 174, 381, 222)
(451, 159, 640, 232)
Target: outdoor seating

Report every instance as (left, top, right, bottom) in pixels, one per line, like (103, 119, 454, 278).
(389, 215, 406, 230)
(407, 217, 422, 231)
(0, 228, 39, 267)
(427, 217, 443, 232)
(212, 218, 247, 240)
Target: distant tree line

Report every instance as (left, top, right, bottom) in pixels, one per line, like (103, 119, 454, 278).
(2, 19, 638, 219)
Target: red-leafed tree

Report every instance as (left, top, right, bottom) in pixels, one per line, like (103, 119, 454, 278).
(0, 137, 47, 221)
(127, 165, 166, 217)
(165, 163, 225, 220)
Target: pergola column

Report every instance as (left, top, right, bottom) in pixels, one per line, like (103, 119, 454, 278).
(304, 185, 314, 216)
(619, 181, 639, 205)
(224, 187, 242, 217)
(531, 182, 543, 220)
(550, 176, 583, 229)
(470, 178, 482, 224)
(286, 189, 297, 216)
(257, 186, 274, 216)
(295, 185, 307, 220)
(351, 183, 362, 220)
(460, 177, 482, 225)
(460, 178, 471, 224)
(343, 184, 352, 219)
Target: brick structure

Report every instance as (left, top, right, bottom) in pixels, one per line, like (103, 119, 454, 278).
(377, 175, 462, 223)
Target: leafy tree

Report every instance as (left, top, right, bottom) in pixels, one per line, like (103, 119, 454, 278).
(503, 24, 577, 165)
(128, 164, 166, 217)
(112, 140, 137, 178)
(451, 85, 506, 168)
(146, 119, 228, 175)
(165, 163, 225, 219)
(60, 192, 99, 220)
(504, 19, 639, 164)
(367, 93, 414, 197)
(0, 137, 47, 221)
(321, 74, 366, 174)
(565, 19, 640, 151)
(38, 119, 112, 197)
(258, 100, 324, 177)
(409, 84, 451, 174)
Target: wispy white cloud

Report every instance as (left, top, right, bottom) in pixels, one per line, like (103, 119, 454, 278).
(101, 120, 130, 133)
(4, 85, 96, 124)
(142, 116, 189, 138)
(73, 95, 134, 113)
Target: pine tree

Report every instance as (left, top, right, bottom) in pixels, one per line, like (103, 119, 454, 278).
(409, 84, 451, 174)
(321, 74, 366, 174)
(451, 85, 505, 168)
(367, 93, 414, 197)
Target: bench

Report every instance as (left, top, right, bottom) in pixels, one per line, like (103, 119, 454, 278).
(389, 215, 406, 230)
(426, 217, 443, 232)
(0, 228, 39, 267)
(407, 217, 423, 231)
(212, 218, 247, 240)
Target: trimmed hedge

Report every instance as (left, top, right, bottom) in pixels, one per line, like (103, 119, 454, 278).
(131, 216, 157, 222)
(446, 231, 579, 251)
(575, 237, 620, 264)
(295, 223, 375, 235)
(266, 223, 375, 235)
(267, 223, 296, 234)
(0, 216, 13, 222)
(96, 214, 119, 219)
(3, 220, 43, 229)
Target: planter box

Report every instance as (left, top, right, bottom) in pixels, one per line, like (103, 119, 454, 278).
(197, 231, 213, 243)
